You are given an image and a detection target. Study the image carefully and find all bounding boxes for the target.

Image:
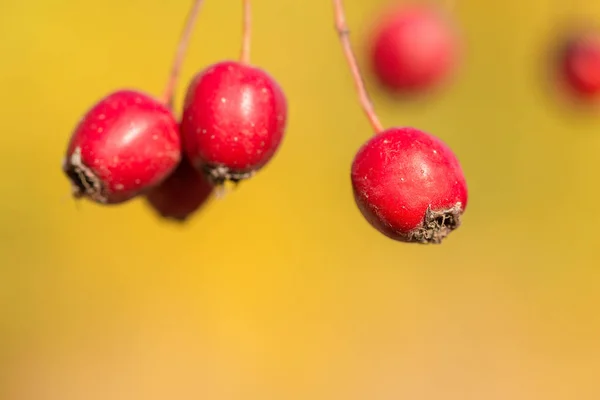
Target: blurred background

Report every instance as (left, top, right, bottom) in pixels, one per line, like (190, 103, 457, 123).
(1, 0, 600, 398)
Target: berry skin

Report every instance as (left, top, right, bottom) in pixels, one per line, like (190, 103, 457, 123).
(146, 157, 214, 222)
(63, 90, 181, 204)
(181, 61, 287, 183)
(351, 127, 467, 244)
(559, 30, 600, 100)
(369, 4, 459, 93)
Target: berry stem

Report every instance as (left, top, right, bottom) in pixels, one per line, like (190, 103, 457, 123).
(240, 0, 252, 64)
(332, 0, 384, 133)
(163, 0, 206, 109)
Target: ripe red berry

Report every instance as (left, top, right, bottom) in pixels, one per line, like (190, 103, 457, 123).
(558, 29, 600, 100)
(351, 127, 467, 243)
(181, 61, 287, 183)
(369, 3, 459, 93)
(146, 157, 213, 222)
(63, 90, 181, 204)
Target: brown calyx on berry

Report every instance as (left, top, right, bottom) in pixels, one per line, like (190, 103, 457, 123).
(408, 203, 463, 244)
(63, 147, 108, 204)
(202, 164, 255, 185)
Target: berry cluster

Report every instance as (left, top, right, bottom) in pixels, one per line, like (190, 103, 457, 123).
(332, 0, 466, 244)
(61, 0, 600, 244)
(62, 0, 286, 222)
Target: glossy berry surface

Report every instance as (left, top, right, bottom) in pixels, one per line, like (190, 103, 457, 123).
(181, 61, 287, 183)
(351, 127, 467, 244)
(559, 30, 600, 100)
(146, 157, 213, 222)
(369, 4, 458, 93)
(63, 90, 181, 204)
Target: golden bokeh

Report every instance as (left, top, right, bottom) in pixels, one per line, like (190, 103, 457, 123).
(1, 0, 600, 398)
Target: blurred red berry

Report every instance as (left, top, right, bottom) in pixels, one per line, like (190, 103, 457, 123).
(146, 157, 214, 222)
(369, 3, 459, 93)
(63, 90, 181, 204)
(181, 61, 287, 183)
(351, 127, 468, 243)
(559, 29, 600, 100)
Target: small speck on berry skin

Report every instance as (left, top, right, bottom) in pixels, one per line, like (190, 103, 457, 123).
(351, 127, 468, 244)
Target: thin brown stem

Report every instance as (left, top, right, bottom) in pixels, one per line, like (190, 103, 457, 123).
(163, 0, 205, 109)
(332, 0, 384, 133)
(240, 0, 252, 64)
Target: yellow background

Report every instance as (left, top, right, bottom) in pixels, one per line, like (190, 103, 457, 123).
(1, 0, 600, 398)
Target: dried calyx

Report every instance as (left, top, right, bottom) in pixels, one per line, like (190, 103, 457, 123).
(408, 203, 463, 244)
(63, 148, 107, 203)
(202, 164, 255, 185)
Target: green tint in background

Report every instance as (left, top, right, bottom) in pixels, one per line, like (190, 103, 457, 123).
(1, 0, 600, 398)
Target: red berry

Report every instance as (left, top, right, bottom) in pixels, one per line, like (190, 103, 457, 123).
(369, 3, 459, 93)
(351, 127, 467, 243)
(146, 157, 214, 222)
(559, 29, 600, 100)
(63, 90, 181, 204)
(181, 61, 287, 183)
